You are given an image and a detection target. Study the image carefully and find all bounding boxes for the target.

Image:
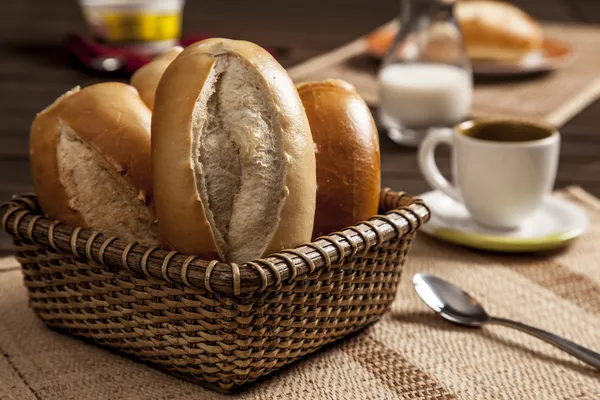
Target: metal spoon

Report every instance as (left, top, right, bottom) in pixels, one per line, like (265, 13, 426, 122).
(413, 273, 600, 370)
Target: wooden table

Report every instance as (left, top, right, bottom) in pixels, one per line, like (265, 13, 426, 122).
(1, 0, 599, 256)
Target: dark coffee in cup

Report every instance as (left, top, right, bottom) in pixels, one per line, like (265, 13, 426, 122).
(460, 120, 554, 142)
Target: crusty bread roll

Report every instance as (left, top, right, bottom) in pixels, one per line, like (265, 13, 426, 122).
(130, 46, 183, 109)
(457, 0, 543, 61)
(30, 82, 158, 243)
(297, 79, 381, 239)
(366, 1, 543, 62)
(152, 38, 317, 263)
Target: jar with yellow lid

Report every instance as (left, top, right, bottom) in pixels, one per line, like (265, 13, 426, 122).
(78, 0, 185, 54)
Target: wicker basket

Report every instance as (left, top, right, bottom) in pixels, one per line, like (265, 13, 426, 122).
(0, 188, 429, 392)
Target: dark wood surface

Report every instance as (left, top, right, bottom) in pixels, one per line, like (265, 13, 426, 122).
(1, 0, 599, 256)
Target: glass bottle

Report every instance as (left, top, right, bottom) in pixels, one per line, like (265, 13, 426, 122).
(378, 0, 472, 147)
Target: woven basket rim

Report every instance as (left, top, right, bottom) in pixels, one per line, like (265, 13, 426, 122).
(0, 188, 430, 295)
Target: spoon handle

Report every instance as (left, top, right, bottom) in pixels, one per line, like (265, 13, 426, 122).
(489, 317, 600, 370)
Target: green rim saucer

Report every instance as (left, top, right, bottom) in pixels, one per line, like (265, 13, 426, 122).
(418, 190, 589, 253)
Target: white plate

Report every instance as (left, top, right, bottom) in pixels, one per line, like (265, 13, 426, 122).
(366, 29, 576, 77)
(419, 190, 589, 252)
(471, 38, 576, 76)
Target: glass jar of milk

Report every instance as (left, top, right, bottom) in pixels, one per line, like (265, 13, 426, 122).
(378, 0, 472, 147)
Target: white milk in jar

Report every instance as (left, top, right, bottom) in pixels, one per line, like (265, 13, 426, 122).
(379, 63, 472, 132)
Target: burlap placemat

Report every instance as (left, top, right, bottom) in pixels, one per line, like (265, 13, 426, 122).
(288, 24, 600, 127)
(1, 187, 600, 399)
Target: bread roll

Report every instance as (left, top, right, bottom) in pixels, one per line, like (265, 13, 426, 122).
(130, 46, 183, 109)
(297, 79, 381, 238)
(30, 82, 158, 243)
(152, 38, 316, 263)
(457, 0, 543, 61)
(366, 1, 543, 62)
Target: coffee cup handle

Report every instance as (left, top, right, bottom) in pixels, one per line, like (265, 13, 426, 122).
(418, 129, 462, 202)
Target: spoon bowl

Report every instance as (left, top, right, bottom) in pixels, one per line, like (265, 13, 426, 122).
(413, 273, 489, 326)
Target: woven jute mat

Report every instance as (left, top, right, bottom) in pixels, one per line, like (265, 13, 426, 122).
(1, 187, 600, 399)
(287, 23, 600, 127)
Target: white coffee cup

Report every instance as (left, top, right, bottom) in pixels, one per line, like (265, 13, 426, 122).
(418, 119, 560, 228)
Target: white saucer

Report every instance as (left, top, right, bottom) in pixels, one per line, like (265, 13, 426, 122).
(419, 190, 589, 252)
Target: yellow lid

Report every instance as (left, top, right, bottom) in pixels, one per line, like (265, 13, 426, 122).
(102, 11, 182, 42)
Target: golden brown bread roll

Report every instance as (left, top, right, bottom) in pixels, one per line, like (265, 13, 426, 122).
(30, 82, 158, 243)
(152, 38, 316, 263)
(130, 46, 183, 109)
(297, 79, 381, 238)
(457, 0, 543, 61)
(366, 1, 543, 62)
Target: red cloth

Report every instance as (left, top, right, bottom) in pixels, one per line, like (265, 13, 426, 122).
(66, 33, 280, 74)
